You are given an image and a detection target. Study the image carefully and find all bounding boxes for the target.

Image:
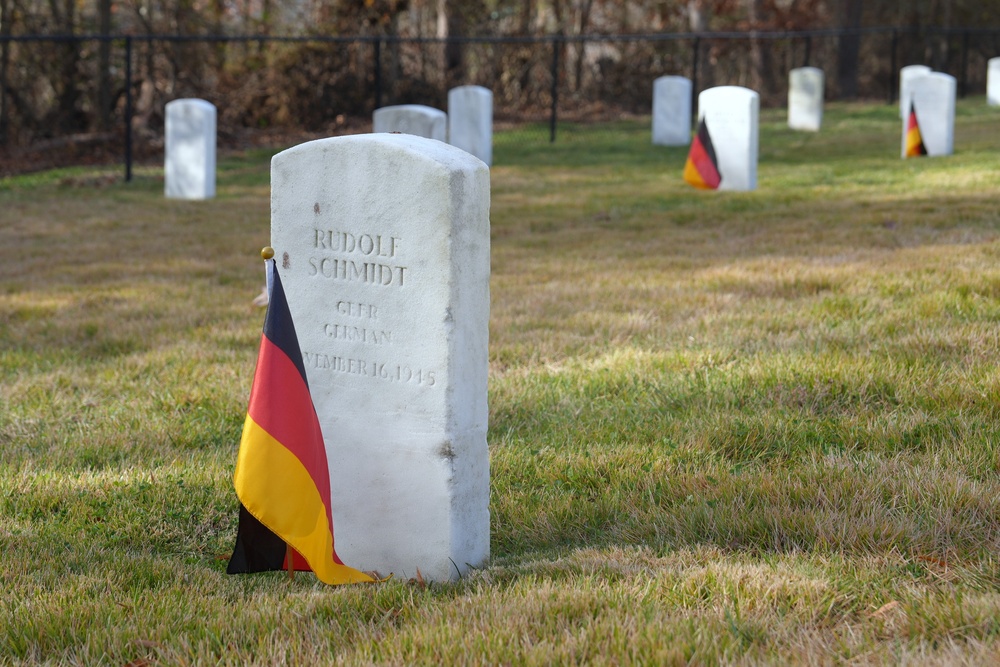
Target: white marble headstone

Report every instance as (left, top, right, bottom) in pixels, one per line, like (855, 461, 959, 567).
(652, 76, 692, 146)
(373, 104, 447, 142)
(899, 65, 932, 119)
(788, 67, 824, 132)
(448, 85, 493, 165)
(697, 86, 759, 191)
(269, 134, 490, 582)
(901, 72, 956, 158)
(164, 98, 216, 200)
(988, 57, 1000, 106)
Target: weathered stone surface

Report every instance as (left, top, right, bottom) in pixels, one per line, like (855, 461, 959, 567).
(697, 86, 759, 191)
(269, 133, 490, 582)
(901, 72, 956, 158)
(788, 67, 824, 132)
(448, 85, 493, 165)
(988, 58, 1000, 106)
(373, 105, 447, 141)
(164, 98, 216, 200)
(899, 65, 932, 119)
(652, 76, 692, 146)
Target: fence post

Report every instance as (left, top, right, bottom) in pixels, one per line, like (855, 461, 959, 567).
(124, 35, 133, 183)
(549, 36, 559, 143)
(959, 30, 969, 98)
(691, 35, 701, 125)
(0, 9, 10, 148)
(803, 35, 812, 67)
(888, 29, 898, 105)
(373, 37, 383, 110)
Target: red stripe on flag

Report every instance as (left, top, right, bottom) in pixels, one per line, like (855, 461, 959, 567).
(692, 137, 721, 188)
(905, 106, 928, 158)
(246, 334, 334, 536)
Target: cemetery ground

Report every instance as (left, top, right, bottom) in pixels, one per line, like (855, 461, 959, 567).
(2, 98, 1000, 665)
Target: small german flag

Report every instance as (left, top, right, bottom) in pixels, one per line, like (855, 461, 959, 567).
(228, 259, 372, 585)
(904, 103, 928, 158)
(683, 118, 722, 189)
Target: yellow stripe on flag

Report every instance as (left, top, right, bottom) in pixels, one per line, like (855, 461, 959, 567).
(234, 416, 373, 584)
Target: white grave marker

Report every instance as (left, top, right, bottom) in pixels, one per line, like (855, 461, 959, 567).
(164, 98, 216, 200)
(270, 134, 490, 582)
(448, 85, 493, 165)
(988, 57, 1000, 106)
(373, 104, 447, 142)
(901, 72, 956, 158)
(788, 67, 824, 132)
(899, 65, 932, 118)
(652, 76, 692, 146)
(697, 86, 759, 191)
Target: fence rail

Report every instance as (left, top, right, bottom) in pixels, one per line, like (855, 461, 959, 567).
(1, 26, 998, 179)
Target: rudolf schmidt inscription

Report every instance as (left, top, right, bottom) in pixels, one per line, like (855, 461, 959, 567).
(309, 230, 407, 287)
(269, 134, 490, 582)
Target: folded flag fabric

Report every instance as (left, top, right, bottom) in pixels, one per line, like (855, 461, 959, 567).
(683, 118, 722, 190)
(905, 103, 928, 158)
(228, 259, 372, 585)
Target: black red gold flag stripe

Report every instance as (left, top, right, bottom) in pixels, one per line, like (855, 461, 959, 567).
(228, 259, 372, 585)
(683, 118, 722, 190)
(905, 103, 928, 158)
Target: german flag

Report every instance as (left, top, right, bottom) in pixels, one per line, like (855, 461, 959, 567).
(683, 118, 722, 190)
(905, 103, 928, 158)
(228, 259, 372, 585)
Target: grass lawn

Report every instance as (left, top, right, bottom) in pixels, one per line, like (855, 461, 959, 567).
(2, 98, 1000, 665)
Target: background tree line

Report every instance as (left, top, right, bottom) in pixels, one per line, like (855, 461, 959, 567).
(1, 1, 998, 165)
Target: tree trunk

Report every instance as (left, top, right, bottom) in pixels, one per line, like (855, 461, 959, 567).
(97, 0, 112, 131)
(573, 0, 594, 92)
(0, 0, 9, 145)
(438, 0, 465, 85)
(518, 0, 535, 35)
(51, 0, 83, 133)
(745, 0, 773, 96)
(746, 0, 762, 89)
(688, 0, 708, 32)
(836, 0, 864, 99)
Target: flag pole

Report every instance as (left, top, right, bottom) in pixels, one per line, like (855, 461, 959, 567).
(262, 246, 275, 270)
(261, 246, 290, 582)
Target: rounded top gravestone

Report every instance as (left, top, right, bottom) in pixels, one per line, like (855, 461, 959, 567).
(269, 133, 490, 582)
(697, 86, 760, 191)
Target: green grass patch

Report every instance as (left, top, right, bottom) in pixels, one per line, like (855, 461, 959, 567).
(3, 97, 1000, 664)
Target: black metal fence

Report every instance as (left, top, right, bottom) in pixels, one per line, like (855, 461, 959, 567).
(1, 26, 998, 179)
